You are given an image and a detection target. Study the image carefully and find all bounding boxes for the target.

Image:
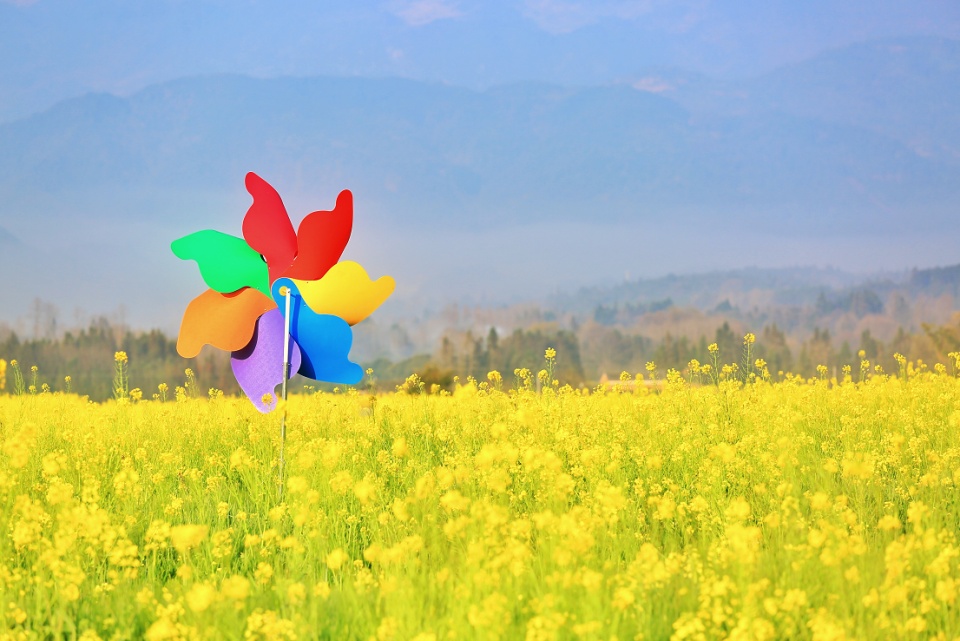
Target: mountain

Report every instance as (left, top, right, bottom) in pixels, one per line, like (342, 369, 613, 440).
(638, 37, 960, 161)
(548, 266, 870, 314)
(5, 2, 957, 124)
(0, 37, 958, 327)
(2, 46, 957, 234)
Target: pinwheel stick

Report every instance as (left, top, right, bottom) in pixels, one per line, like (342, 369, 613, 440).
(278, 286, 292, 500)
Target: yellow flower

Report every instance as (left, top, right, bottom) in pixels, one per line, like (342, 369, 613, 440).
(376, 617, 399, 641)
(254, 562, 274, 585)
(654, 494, 676, 520)
(326, 548, 349, 571)
(286, 476, 308, 495)
(61, 583, 81, 602)
(114, 351, 128, 364)
(330, 470, 354, 494)
(439, 490, 471, 512)
(725, 497, 752, 522)
(391, 437, 409, 457)
(809, 492, 830, 511)
(354, 475, 377, 505)
(936, 578, 957, 604)
(144, 618, 178, 641)
(245, 609, 296, 641)
(392, 498, 410, 521)
(907, 501, 929, 528)
(612, 587, 635, 610)
(185, 582, 217, 612)
(221, 575, 250, 602)
(286, 582, 307, 606)
(544, 347, 556, 360)
(313, 581, 331, 599)
(169, 524, 208, 553)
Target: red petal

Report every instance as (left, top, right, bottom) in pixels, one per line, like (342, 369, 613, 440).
(242, 172, 297, 282)
(282, 189, 353, 281)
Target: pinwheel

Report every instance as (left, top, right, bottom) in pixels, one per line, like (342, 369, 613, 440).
(172, 172, 394, 412)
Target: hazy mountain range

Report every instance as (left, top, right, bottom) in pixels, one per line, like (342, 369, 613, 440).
(4, 0, 959, 123)
(0, 36, 958, 329)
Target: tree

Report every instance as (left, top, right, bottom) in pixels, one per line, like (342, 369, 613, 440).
(859, 330, 882, 361)
(757, 324, 792, 374)
(714, 322, 740, 365)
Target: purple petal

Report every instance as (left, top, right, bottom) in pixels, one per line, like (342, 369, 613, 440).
(231, 308, 302, 413)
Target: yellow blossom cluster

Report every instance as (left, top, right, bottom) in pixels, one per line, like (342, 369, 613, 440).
(0, 360, 958, 638)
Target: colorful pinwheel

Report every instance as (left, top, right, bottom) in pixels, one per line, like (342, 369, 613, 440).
(172, 172, 394, 412)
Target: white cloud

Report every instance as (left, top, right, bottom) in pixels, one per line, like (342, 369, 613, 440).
(391, 0, 462, 27)
(521, 0, 667, 34)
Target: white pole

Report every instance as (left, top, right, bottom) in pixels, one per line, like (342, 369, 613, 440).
(278, 286, 291, 500)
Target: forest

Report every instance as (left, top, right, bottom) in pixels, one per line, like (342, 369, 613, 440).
(2, 310, 959, 401)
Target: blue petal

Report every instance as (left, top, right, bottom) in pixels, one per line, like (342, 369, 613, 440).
(271, 278, 363, 385)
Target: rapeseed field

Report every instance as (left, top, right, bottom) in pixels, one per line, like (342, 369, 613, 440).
(1, 348, 960, 640)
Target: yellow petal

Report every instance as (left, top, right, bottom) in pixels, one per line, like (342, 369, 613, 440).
(292, 261, 395, 326)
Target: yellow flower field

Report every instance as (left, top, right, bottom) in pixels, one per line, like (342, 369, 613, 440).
(1, 363, 960, 640)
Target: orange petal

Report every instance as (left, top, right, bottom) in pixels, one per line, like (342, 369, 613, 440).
(289, 261, 395, 326)
(176, 288, 277, 358)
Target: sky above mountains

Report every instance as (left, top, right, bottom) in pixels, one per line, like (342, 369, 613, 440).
(2, 0, 960, 122)
(1, 1, 959, 330)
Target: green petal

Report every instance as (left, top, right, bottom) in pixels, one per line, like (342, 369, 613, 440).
(172, 230, 270, 296)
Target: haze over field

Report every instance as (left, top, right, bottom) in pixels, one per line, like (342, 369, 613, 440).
(1, 1, 958, 330)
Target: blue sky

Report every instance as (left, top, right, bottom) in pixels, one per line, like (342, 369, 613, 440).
(3, 0, 960, 122)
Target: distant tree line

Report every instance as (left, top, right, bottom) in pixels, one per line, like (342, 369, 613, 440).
(3, 314, 959, 399)
(0, 318, 236, 401)
(578, 320, 953, 381)
(403, 316, 960, 389)
(593, 299, 673, 326)
(410, 327, 586, 389)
